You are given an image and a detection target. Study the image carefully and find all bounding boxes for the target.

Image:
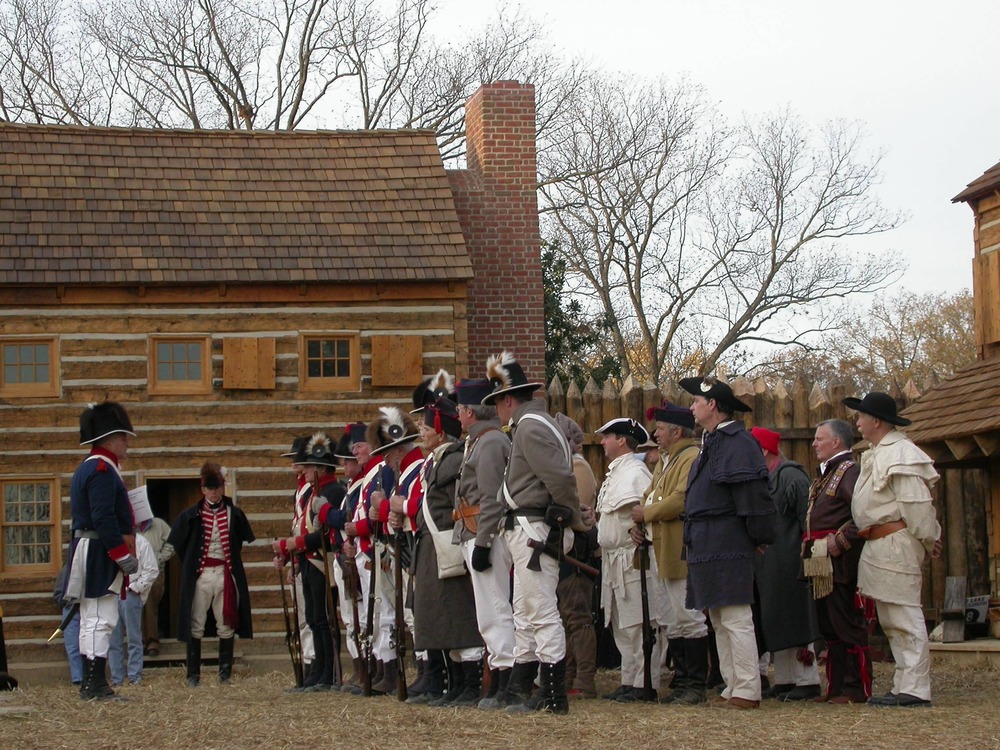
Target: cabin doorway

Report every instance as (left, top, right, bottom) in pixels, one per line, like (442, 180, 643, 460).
(146, 476, 201, 639)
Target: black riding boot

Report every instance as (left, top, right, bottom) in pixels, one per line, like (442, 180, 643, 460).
(186, 638, 202, 688)
(218, 637, 234, 683)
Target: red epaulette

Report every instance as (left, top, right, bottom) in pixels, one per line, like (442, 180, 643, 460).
(96, 460, 108, 472)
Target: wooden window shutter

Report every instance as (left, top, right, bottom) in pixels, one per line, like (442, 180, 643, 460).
(223, 337, 276, 389)
(370, 335, 422, 387)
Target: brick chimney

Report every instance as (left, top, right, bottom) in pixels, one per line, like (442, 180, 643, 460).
(449, 81, 545, 383)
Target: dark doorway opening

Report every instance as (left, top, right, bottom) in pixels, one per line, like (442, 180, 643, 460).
(146, 477, 201, 639)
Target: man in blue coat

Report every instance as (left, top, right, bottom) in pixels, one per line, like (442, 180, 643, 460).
(66, 401, 138, 701)
(679, 376, 775, 710)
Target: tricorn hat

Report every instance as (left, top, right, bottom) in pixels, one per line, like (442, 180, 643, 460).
(425, 397, 463, 439)
(482, 351, 542, 405)
(368, 407, 421, 456)
(410, 369, 456, 414)
(595, 417, 650, 445)
(200, 461, 226, 489)
(281, 435, 309, 459)
(298, 432, 339, 467)
(842, 392, 911, 427)
(645, 401, 695, 430)
(79, 401, 136, 446)
(678, 376, 751, 414)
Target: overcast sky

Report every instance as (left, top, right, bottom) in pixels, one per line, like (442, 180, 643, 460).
(439, 0, 998, 296)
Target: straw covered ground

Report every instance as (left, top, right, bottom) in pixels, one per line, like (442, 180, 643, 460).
(2, 660, 999, 750)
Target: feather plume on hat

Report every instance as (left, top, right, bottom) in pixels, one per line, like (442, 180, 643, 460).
(367, 406, 420, 455)
(486, 350, 516, 391)
(307, 431, 332, 456)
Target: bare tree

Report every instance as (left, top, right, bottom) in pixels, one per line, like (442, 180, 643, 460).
(540, 80, 904, 384)
(4, 0, 576, 155)
(0, 0, 106, 123)
(747, 289, 975, 393)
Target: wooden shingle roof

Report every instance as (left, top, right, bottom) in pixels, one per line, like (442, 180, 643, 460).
(952, 159, 1000, 204)
(901, 357, 1000, 462)
(0, 123, 472, 285)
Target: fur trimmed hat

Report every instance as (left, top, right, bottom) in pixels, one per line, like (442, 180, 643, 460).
(79, 401, 136, 446)
(200, 461, 226, 489)
(482, 351, 542, 405)
(368, 407, 420, 456)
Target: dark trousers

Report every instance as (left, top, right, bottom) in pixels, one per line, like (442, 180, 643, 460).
(557, 572, 596, 692)
(815, 581, 869, 699)
(302, 561, 334, 685)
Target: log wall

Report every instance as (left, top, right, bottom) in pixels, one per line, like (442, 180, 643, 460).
(0, 285, 470, 651)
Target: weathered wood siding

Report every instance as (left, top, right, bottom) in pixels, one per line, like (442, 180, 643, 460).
(0, 285, 468, 652)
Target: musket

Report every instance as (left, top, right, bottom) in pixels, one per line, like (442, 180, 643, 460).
(637, 529, 657, 702)
(361, 470, 383, 697)
(393, 525, 408, 701)
(47, 602, 80, 643)
(344, 556, 366, 686)
(526, 538, 600, 577)
(313, 476, 343, 688)
(277, 563, 304, 687)
(319, 529, 343, 687)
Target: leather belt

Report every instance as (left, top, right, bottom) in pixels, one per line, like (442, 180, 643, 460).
(858, 519, 907, 540)
(74, 530, 100, 539)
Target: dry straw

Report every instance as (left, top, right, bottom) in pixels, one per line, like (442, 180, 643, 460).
(0, 661, 998, 750)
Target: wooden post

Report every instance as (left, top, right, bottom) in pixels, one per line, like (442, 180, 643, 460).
(583, 378, 603, 481)
(964, 467, 991, 597)
(547, 376, 566, 418)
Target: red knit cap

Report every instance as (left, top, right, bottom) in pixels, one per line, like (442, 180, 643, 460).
(750, 426, 781, 455)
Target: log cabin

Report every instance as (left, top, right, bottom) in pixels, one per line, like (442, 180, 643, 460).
(0, 81, 546, 679)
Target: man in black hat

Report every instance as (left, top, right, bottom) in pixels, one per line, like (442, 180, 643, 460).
(594, 417, 666, 703)
(453, 377, 515, 708)
(66, 401, 138, 701)
(272, 435, 347, 691)
(482, 351, 584, 715)
(842, 392, 941, 708)
(630, 402, 709, 705)
(169, 462, 255, 688)
(678, 376, 775, 710)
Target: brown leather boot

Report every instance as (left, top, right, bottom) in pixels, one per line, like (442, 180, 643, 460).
(370, 659, 398, 695)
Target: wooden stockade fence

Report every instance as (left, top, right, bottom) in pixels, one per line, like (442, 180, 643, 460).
(544, 374, 921, 479)
(546, 374, 995, 619)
